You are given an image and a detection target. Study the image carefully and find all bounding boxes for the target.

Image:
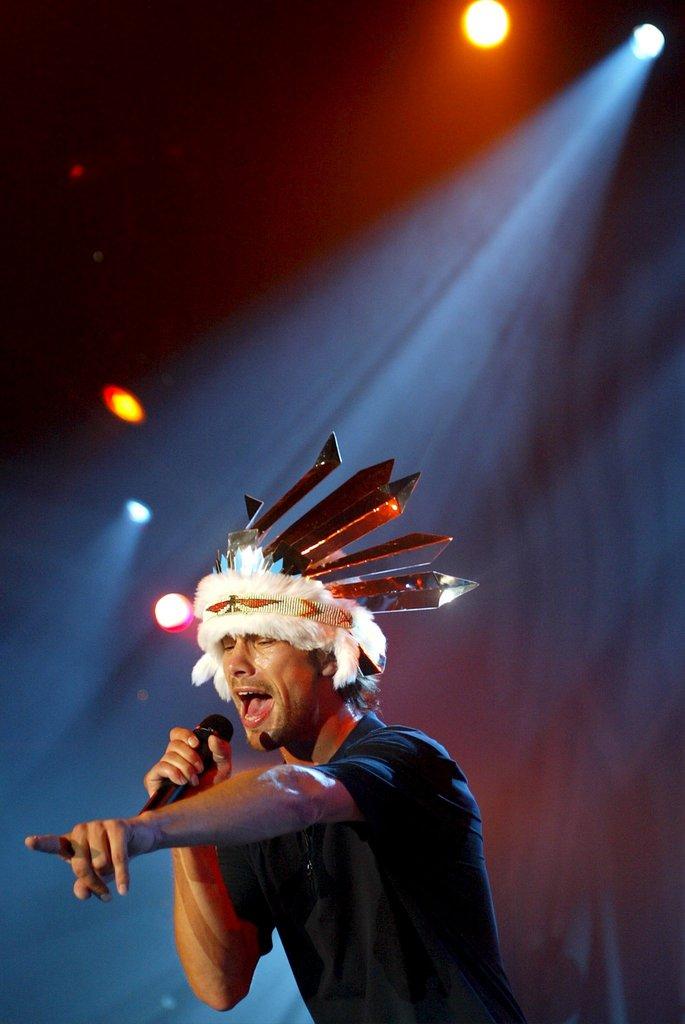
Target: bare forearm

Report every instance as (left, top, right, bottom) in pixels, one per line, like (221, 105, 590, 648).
(172, 845, 258, 1011)
(25, 763, 358, 912)
(141, 764, 354, 851)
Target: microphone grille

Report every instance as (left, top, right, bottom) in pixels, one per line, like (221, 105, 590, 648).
(196, 714, 234, 742)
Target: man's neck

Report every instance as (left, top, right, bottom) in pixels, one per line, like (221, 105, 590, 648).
(280, 704, 363, 766)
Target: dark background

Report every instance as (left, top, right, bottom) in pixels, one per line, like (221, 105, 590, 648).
(3, 0, 682, 456)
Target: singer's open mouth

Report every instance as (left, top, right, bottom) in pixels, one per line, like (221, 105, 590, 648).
(236, 689, 274, 728)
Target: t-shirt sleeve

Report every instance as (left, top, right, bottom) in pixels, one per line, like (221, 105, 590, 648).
(315, 725, 481, 845)
(216, 843, 274, 956)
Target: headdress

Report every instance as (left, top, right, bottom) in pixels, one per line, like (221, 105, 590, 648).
(192, 434, 477, 701)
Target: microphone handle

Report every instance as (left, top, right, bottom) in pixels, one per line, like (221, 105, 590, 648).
(138, 779, 190, 814)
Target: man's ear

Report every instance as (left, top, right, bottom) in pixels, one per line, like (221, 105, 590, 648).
(320, 656, 337, 679)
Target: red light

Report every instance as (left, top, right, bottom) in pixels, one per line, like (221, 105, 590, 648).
(102, 384, 146, 423)
(154, 594, 194, 633)
(69, 163, 86, 180)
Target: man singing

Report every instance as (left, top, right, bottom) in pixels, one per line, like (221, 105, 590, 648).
(26, 436, 527, 1023)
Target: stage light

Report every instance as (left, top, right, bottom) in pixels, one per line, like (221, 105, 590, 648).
(154, 593, 194, 632)
(102, 384, 146, 423)
(462, 1, 510, 49)
(631, 24, 664, 59)
(68, 163, 85, 180)
(125, 499, 152, 523)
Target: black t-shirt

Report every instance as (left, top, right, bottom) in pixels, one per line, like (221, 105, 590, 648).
(217, 713, 527, 1024)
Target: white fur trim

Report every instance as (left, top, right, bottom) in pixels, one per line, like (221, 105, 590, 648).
(191, 652, 215, 687)
(191, 568, 386, 701)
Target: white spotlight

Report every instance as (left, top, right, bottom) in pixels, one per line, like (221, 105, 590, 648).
(631, 24, 665, 59)
(126, 499, 152, 523)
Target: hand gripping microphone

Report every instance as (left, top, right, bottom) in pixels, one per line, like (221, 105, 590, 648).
(139, 714, 234, 814)
(55, 715, 235, 859)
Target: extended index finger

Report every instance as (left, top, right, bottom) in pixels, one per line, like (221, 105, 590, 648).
(25, 834, 74, 858)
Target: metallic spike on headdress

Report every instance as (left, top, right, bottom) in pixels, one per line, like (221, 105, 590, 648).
(307, 533, 453, 579)
(327, 572, 478, 612)
(265, 459, 395, 554)
(296, 473, 420, 564)
(244, 494, 263, 526)
(250, 432, 342, 537)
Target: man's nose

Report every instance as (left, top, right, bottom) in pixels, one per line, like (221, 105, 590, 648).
(224, 637, 256, 677)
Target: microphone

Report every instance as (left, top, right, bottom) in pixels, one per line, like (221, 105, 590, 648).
(139, 714, 234, 814)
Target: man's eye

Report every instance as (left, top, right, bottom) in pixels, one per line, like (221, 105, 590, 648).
(256, 637, 275, 646)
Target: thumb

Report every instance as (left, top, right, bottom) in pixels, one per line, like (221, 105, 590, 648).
(208, 734, 232, 775)
(208, 734, 231, 761)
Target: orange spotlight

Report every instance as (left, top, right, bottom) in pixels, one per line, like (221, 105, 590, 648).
(154, 593, 194, 633)
(102, 384, 146, 423)
(462, 1, 510, 48)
